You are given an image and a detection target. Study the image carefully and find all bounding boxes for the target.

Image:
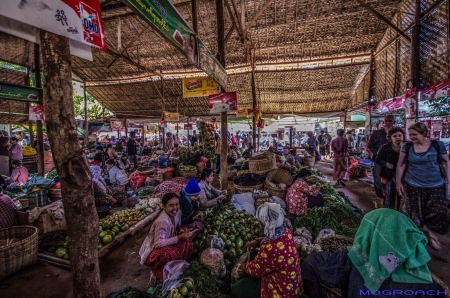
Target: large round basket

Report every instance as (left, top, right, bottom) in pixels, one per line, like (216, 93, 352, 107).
(303, 156, 315, 167)
(234, 183, 263, 194)
(318, 235, 354, 253)
(264, 169, 294, 199)
(248, 158, 272, 175)
(0, 226, 38, 280)
(179, 170, 197, 178)
(136, 166, 155, 175)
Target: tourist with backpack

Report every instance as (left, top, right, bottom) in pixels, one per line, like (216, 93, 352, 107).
(396, 122, 450, 250)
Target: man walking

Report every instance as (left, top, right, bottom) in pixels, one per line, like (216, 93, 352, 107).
(317, 130, 327, 157)
(368, 115, 395, 200)
(324, 130, 332, 158)
(127, 134, 138, 169)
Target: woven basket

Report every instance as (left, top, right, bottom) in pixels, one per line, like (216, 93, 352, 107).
(264, 169, 294, 199)
(248, 158, 272, 175)
(48, 189, 62, 200)
(227, 181, 235, 196)
(0, 226, 38, 280)
(179, 170, 197, 178)
(234, 183, 263, 194)
(303, 156, 315, 167)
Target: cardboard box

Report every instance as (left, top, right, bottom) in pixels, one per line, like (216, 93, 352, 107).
(36, 211, 67, 235)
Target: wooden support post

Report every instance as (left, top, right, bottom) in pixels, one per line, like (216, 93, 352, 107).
(217, 0, 228, 190)
(34, 43, 45, 176)
(411, 0, 421, 120)
(191, 0, 198, 34)
(161, 78, 166, 150)
(368, 51, 375, 134)
(251, 52, 257, 149)
(84, 82, 89, 148)
(124, 117, 128, 136)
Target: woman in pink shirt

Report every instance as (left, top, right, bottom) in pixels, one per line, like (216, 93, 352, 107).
(9, 159, 29, 184)
(143, 193, 194, 285)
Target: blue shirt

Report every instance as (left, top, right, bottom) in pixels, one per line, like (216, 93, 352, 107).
(401, 141, 447, 188)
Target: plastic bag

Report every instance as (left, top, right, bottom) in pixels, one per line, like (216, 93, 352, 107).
(294, 227, 312, 242)
(231, 251, 251, 284)
(314, 229, 335, 244)
(231, 193, 255, 215)
(200, 235, 225, 253)
(268, 196, 286, 210)
(199, 248, 226, 277)
(139, 235, 152, 265)
(162, 260, 190, 297)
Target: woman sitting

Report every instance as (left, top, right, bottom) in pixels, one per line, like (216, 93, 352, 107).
(144, 193, 194, 285)
(285, 168, 323, 216)
(227, 145, 238, 164)
(105, 159, 130, 187)
(90, 165, 116, 206)
(231, 203, 302, 298)
(141, 145, 152, 156)
(93, 145, 107, 169)
(118, 154, 131, 172)
(198, 168, 226, 211)
(302, 208, 446, 298)
(7, 159, 29, 185)
(178, 179, 203, 230)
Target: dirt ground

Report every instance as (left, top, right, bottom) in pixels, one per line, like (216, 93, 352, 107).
(1, 162, 449, 297)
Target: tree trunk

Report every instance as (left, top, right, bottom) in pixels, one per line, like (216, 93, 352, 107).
(39, 30, 100, 298)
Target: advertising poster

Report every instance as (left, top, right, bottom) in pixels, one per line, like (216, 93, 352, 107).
(208, 92, 238, 114)
(182, 77, 220, 98)
(163, 111, 179, 122)
(236, 107, 251, 117)
(198, 39, 227, 89)
(110, 120, 124, 130)
(160, 120, 167, 128)
(405, 87, 417, 118)
(184, 123, 193, 130)
(0, 0, 106, 51)
(29, 105, 45, 121)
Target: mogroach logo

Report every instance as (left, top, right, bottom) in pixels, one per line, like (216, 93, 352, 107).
(360, 290, 448, 296)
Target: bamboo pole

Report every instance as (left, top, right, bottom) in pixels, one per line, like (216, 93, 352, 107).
(34, 43, 44, 176)
(411, 0, 421, 120)
(84, 82, 89, 148)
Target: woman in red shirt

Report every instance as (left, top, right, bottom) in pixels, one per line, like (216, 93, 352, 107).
(231, 202, 302, 298)
(285, 168, 323, 216)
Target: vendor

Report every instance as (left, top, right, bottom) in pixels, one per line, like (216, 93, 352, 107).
(285, 168, 323, 216)
(227, 145, 238, 164)
(144, 193, 194, 285)
(285, 149, 302, 167)
(231, 203, 302, 298)
(179, 178, 202, 228)
(118, 153, 131, 172)
(198, 168, 226, 211)
(106, 143, 118, 160)
(0, 192, 18, 229)
(90, 165, 116, 206)
(242, 144, 254, 156)
(7, 159, 29, 185)
(141, 145, 152, 156)
(105, 159, 130, 187)
(301, 209, 446, 298)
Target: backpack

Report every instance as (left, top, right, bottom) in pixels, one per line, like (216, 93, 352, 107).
(404, 140, 446, 177)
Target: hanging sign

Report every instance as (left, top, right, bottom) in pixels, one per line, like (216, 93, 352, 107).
(236, 107, 251, 117)
(110, 120, 124, 130)
(208, 92, 238, 114)
(197, 39, 227, 89)
(0, 0, 106, 51)
(182, 77, 220, 98)
(0, 83, 41, 102)
(163, 111, 179, 121)
(124, 0, 227, 88)
(160, 120, 167, 128)
(29, 105, 45, 121)
(374, 96, 405, 114)
(184, 123, 193, 130)
(405, 87, 417, 118)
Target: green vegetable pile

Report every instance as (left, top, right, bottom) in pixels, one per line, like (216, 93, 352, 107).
(180, 261, 231, 298)
(293, 202, 361, 239)
(179, 165, 196, 172)
(193, 205, 261, 268)
(115, 287, 148, 298)
(134, 187, 155, 197)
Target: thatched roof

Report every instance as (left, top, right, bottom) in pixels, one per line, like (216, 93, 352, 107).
(6, 0, 444, 120)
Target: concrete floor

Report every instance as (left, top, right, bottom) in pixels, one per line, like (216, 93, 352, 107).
(315, 160, 450, 287)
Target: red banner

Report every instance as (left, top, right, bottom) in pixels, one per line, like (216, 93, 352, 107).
(208, 92, 238, 114)
(184, 124, 193, 130)
(160, 120, 167, 128)
(29, 105, 45, 121)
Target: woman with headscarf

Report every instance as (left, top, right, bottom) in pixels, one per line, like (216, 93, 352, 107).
(331, 129, 349, 187)
(301, 208, 446, 298)
(231, 203, 302, 298)
(90, 165, 116, 206)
